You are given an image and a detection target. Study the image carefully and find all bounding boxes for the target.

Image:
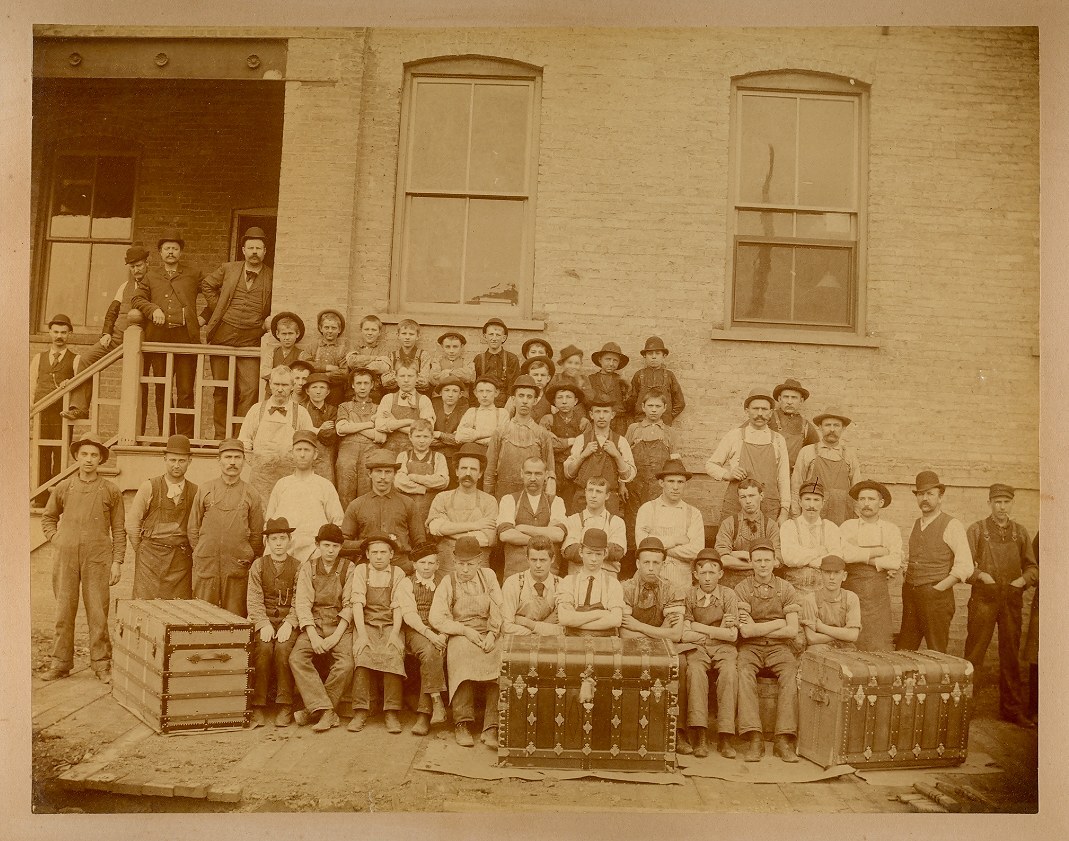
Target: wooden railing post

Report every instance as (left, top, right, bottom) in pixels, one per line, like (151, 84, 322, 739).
(117, 319, 144, 446)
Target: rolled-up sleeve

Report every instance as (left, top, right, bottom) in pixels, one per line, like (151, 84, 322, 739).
(705, 428, 739, 481)
(943, 518, 975, 583)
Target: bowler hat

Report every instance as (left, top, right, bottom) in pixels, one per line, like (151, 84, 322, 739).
(520, 355, 555, 378)
(164, 434, 191, 455)
(217, 438, 245, 454)
(591, 341, 630, 370)
(411, 542, 439, 563)
(912, 470, 946, 495)
(773, 378, 810, 401)
(453, 535, 484, 562)
(640, 336, 669, 356)
(813, 407, 852, 427)
(241, 226, 268, 245)
(271, 311, 306, 343)
(988, 482, 1015, 501)
(292, 429, 318, 448)
(315, 523, 345, 544)
(694, 548, 724, 568)
(305, 373, 331, 387)
(819, 554, 847, 572)
(482, 317, 508, 334)
(436, 374, 465, 392)
(544, 381, 586, 407)
(289, 359, 316, 374)
(125, 245, 150, 265)
(365, 449, 399, 470)
(263, 517, 296, 536)
(636, 536, 667, 557)
(509, 374, 540, 396)
(521, 337, 553, 358)
(581, 528, 609, 550)
(744, 388, 776, 409)
(849, 479, 891, 508)
(655, 458, 692, 480)
(316, 308, 346, 334)
(156, 229, 185, 250)
(454, 443, 487, 468)
(474, 374, 502, 391)
(437, 330, 466, 346)
(557, 344, 583, 364)
(362, 531, 400, 555)
(750, 538, 776, 555)
(70, 434, 110, 463)
(799, 478, 825, 498)
(47, 313, 74, 330)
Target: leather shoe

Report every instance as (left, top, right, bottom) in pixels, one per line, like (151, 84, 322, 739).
(481, 726, 499, 749)
(294, 708, 313, 727)
(249, 707, 267, 728)
(385, 711, 402, 734)
(717, 734, 737, 759)
(94, 668, 112, 685)
(411, 713, 431, 736)
(274, 705, 294, 727)
(743, 732, 764, 762)
(675, 729, 693, 755)
(40, 667, 71, 682)
(773, 734, 799, 763)
(313, 709, 340, 732)
(691, 727, 709, 758)
(430, 694, 448, 725)
(455, 722, 475, 747)
(346, 710, 367, 732)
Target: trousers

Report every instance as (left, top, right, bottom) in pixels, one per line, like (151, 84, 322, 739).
(405, 627, 447, 713)
(288, 629, 354, 714)
(353, 667, 404, 712)
(452, 680, 499, 731)
(686, 642, 738, 733)
(209, 323, 263, 440)
(897, 582, 955, 653)
(251, 634, 297, 706)
(736, 641, 797, 736)
(51, 548, 112, 671)
(963, 585, 1025, 717)
(143, 325, 196, 437)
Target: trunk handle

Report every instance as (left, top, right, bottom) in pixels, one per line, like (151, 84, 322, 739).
(186, 651, 232, 663)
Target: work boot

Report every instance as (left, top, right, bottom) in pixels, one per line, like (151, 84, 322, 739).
(430, 693, 448, 725)
(717, 733, 737, 759)
(411, 713, 431, 736)
(60, 407, 89, 421)
(455, 722, 475, 747)
(742, 732, 764, 762)
(249, 707, 268, 728)
(346, 710, 367, 732)
(40, 667, 70, 682)
(676, 728, 693, 755)
(385, 711, 402, 734)
(313, 709, 341, 732)
(481, 726, 499, 749)
(294, 708, 317, 727)
(691, 727, 709, 758)
(773, 734, 799, 763)
(93, 668, 112, 685)
(274, 705, 294, 727)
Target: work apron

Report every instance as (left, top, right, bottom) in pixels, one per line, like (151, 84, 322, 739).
(444, 570, 502, 699)
(310, 555, 348, 636)
(383, 394, 422, 454)
(721, 435, 781, 522)
(493, 423, 543, 500)
(690, 596, 730, 656)
(629, 436, 671, 513)
(191, 485, 255, 616)
(809, 589, 855, 650)
(810, 452, 852, 525)
(355, 576, 406, 677)
(513, 571, 559, 625)
(842, 563, 893, 651)
(644, 502, 697, 590)
(248, 400, 299, 503)
(133, 478, 194, 600)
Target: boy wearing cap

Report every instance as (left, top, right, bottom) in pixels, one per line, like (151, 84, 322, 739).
(348, 533, 409, 734)
(188, 439, 265, 616)
(501, 536, 563, 636)
(335, 368, 387, 507)
(426, 444, 498, 571)
(556, 529, 626, 638)
(680, 551, 740, 759)
(265, 430, 344, 563)
(963, 483, 1037, 727)
(780, 479, 842, 597)
(31, 313, 79, 492)
(246, 517, 301, 727)
(266, 312, 305, 372)
(714, 478, 783, 590)
(899, 470, 974, 654)
(768, 378, 820, 472)
(563, 396, 636, 516)
(238, 365, 314, 502)
(504, 356, 555, 421)
(484, 375, 556, 500)
(300, 309, 351, 406)
(380, 319, 432, 395)
(376, 363, 436, 455)
(429, 536, 505, 748)
(790, 407, 860, 524)
(634, 459, 705, 590)
(397, 543, 449, 735)
(40, 436, 125, 683)
(301, 373, 339, 484)
(289, 523, 356, 732)
(839, 480, 902, 651)
(629, 337, 685, 426)
(126, 434, 198, 600)
(428, 330, 476, 393)
(735, 538, 803, 763)
(456, 376, 509, 449)
(541, 380, 589, 509)
(394, 418, 450, 524)
(799, 555, 861, 652)
(588, 342, 631, 436)
(430, 375, 469, 488)
(472, 318, 520, 408)
(521, 337, 552, 363)
(706, 388, 791, 524)
(497, 457, 567, 579)
(561, 477, 627, 576)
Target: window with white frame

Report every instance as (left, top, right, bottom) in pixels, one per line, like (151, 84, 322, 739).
(392, 57, 541, 317)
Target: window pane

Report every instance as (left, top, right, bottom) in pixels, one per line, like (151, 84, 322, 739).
(792, 247, 853, 327)
(469, 83, 530, 195)
(92, 156, 135, 239)
(733, 243, 793, 322)
(795, 212, 856, 240)
(402, 196, 466, 305)
(738, 94, 797, 206)
(464, 199, 524, 306)
(43, 242, 91, 327)
(734, 242, 853, 327)
(798, 98, 856, 208)
(49, 155, 94, 238)
(85, 244, 130, 328)
(737, 210, 794, 238)
(409, 80, 472, 193)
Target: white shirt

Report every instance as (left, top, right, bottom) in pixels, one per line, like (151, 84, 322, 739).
(497, 492, 568, 530)
(265, 472, 344, 561)
(238, 400, 314, 456)
(839, 517, 903, 572)
(780, 516, 843, 569)
(634, 497, 705, 562)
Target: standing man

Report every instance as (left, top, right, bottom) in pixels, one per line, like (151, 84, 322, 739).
(39, 435, 125, 683)
(768, 378, 819, 473)
(483, 375, 556, 500)
(713, 479, 782, 591)
(705, 388, 790, 525)
(126, 434, 198, 600)
(265, 430, 344, 563)
(426, 444, 499, 572)
(839, 480, 902, 651)
(964, 484, 1037, 727)
(634, 459, 705, 591)
(238, 366, 314, 503)
(560, 477, 627, 576)
(132, 230, 203, 437)
(496, 456, 567, 580)
(562, 396, 636, 516)
(187, 439, 265, 616)
(30, 313, 79, 492)
(790, 407, 860, 524)
(202, 227, 274, 439)
(898, 470, 974, 654)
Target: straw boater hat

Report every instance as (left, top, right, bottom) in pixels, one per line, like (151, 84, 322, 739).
(70, 434, 110, 463)
(544, 381, 586, 407)
(849, 479, 892, 508)
(437, 330, 466, 346)
(521, 337, 553, 358)
(316, 308, 346, 334)
(812, 407, 852, 427)
(591, 342, 630, 370)
(640, 336, 669, 356)
(636, 536, 667, 557)
(772, 377, 811, 401)
(263, 517, 296, 536)
(655, 458, 692, 480)
(271, 311, 306, 343)
(520, 355, 556, 378)
(912, 470, 946, 495)
(743, 388, 776, 408)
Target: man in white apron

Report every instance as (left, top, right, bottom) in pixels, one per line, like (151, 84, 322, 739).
(238, 366, 314, 503)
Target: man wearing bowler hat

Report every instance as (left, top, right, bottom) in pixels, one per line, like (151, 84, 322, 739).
(126, 434, 198, 600)
(768, 378, 820, 472)
(202, 227, 275, 439)
(30, 312, 79, 493)
(132, 230, 204, 437)
(964, 483, 1037, 727)
(790, 407, 860, 524)
(897, 470, 974, 654)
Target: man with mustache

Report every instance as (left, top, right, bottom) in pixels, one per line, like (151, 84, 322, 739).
(768, 378, 820, 473)
(426, 444, 499, 572)
(790, 408, 860, 524)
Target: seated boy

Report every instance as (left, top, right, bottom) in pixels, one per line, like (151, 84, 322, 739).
(679, 550, 740, 759)
(428, 330, 476, 394)
(335, 367, 386, 508)
(381, 318, 432, 395)
(555, 529, 625, 638)
(563, 396, 636, 516)
(542, 381, 589, 509)
(301, 373, 339, 484)
(629, 336, 685, 426)
(734, 539, 802, 763)
(472, 318, 520, 407)
(561, 477, 627, 576)
(266, 312, 305, 372)
(289, 523, 356, 732)
(428, 535, 505, 749)
(345, 314, 392, 402)
(799, 554, 861, 652)
(455, 375, 509, 451)
(397, 542, 449, 735)
(394, 418, 450, 525)
(348, 533, 408, 734)
(588, 342, 631, 436)
(300, 308, 351, 405)
(247, 517, 301, 727)
(430, 375, 469, 488)
(501, 536, 563, 636)
(375, 363, 435, 454)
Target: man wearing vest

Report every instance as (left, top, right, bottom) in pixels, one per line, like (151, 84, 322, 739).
(125, 434, 198, 599)
(203, 227, 274, 440)
(898, 470, 975, 653)
(713, 478, 783, 591)
(30, 313, 79, 495)
(496, 456, 567, 579)
(562, 395, 636, 516)
(768, 378, 820, 473)
(132, 231, 204, 437)
(964, 484, 1037, 727)
(65, 245, 150, 420)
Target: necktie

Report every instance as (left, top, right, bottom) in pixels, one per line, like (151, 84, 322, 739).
(246, 271, 255, 290)
(535, 582, 545, 598)
(50, 352, 58, 367)
(269, 405, 287, 416)
(582, 576, 594, 607)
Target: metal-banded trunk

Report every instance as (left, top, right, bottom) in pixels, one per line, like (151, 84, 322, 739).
(112, 598, 254, 734)
(498, 635, 678, 771)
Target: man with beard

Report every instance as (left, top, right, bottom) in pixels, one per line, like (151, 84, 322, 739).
(238, 366, 314, 503)
(790, 408, 860, 524)
(427, 444, 499, 572)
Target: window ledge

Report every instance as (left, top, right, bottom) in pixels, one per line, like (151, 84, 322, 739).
(711, 327, 881, 349)
(382, 312, 546, 332)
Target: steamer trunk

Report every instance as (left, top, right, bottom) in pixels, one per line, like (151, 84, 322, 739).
(797, 648, 973, 769)
(498, 635, 678, 771)
(112, 599, 254, 734)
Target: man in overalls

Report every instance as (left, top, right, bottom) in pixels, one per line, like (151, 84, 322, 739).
(238, 365, 314, 502)
(705, 388, 790, 525)
(713, 478, 782, 590)
(187, 438, 265, 616)
(483, 375, 556, 500)
(555, 529, 625, 638)
(563, 396, 636, 516)
(767, 378, 819, 473)
(634, 458, 705, 590)
(126, 434, 197, 599)
(790, 408, 860, 524)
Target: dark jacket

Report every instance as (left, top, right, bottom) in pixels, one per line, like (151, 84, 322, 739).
(202, 261, 275, 343)
(132, 262, 206, 344)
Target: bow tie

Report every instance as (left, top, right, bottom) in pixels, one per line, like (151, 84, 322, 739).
(269, 405, 287, 416)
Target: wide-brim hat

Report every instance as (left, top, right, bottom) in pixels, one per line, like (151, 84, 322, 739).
(635, 536, 666, 557)
(655, 458, 692, 480)
(315, 523, 344, 545)
(217, 438, 245, 454)
(70, 434, 110, 463)
(849, 480, 892, 507)
(640, 336, 669, 355)
(361, 531, 400, 555)
(988, 483, 1015, 501)
(521, 337, 553, 358)
(773, 378, 810, 401)
(913, 470, 946, 495)
(156, 229, 185, 250)
(125, 245, 151, 265)
(437, 330, 466, 346)
(316, 308, 346, 334)
(581, 528, 608, 550)
(47, 313, 74, 330)
(292, 429, 319, 448)
(271, 311, 306, 343)
(544, 381, 586, 407)
(520, 355, 555, 378)
(241, 226, 268, 245)
(164, 434, 192, 455)
(591, 342, 630, 369)
(365, 449, 399, 471)
(454, 443, 487, 468)
(813, 407, 852, 427)
(509, 374, 540, 396)
(743, 388, 776, 408)
(263, 517, 296, 536)
(453, 535, 484, 562)
(557, 344, 583, 364)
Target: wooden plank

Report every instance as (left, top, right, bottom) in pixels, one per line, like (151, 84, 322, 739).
(690, 776, 794, 812)
(232, 734, 292, 772)
(56, 722, 154, 790)
(32, 674, 111, 729)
